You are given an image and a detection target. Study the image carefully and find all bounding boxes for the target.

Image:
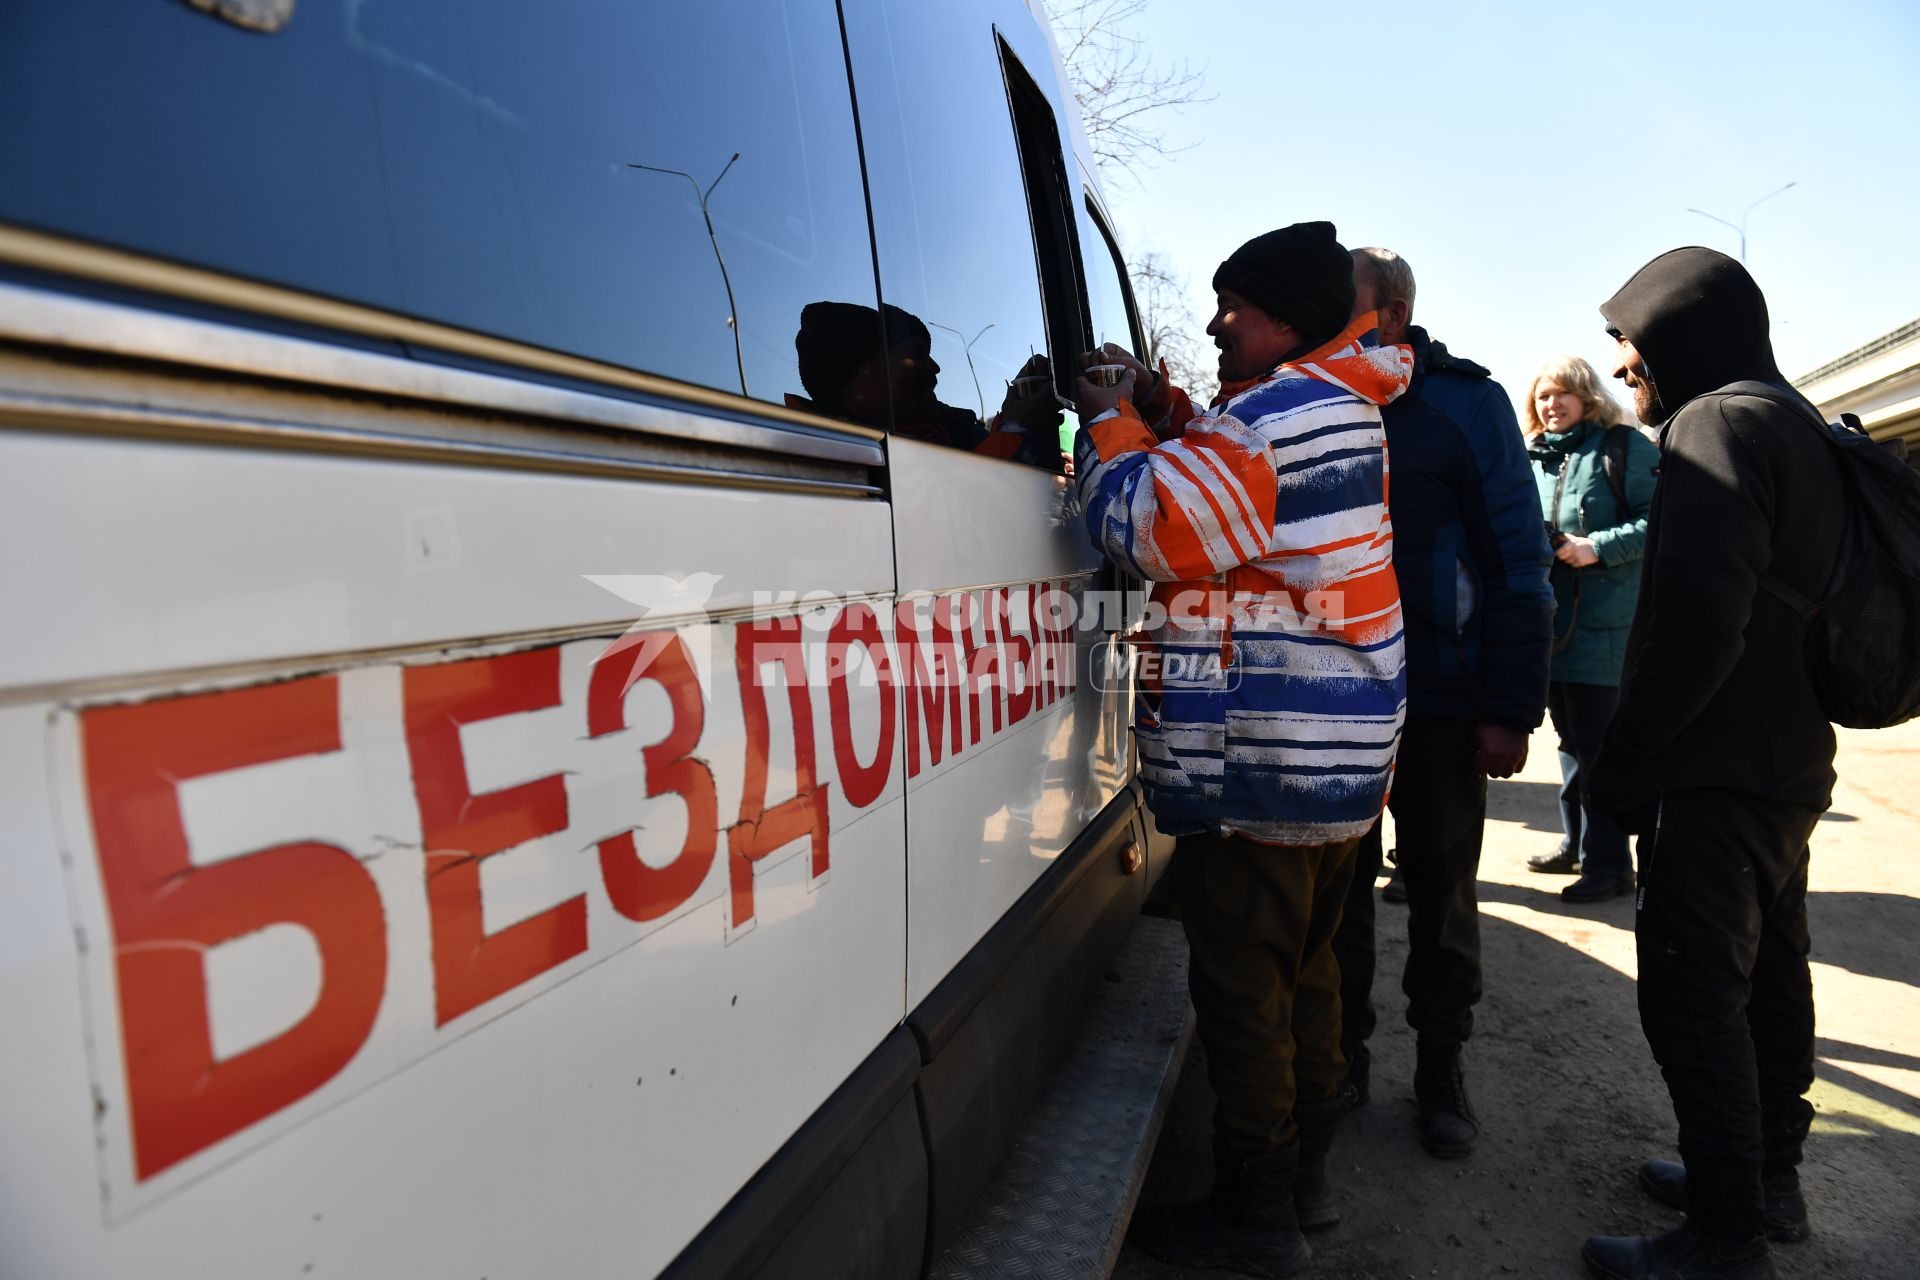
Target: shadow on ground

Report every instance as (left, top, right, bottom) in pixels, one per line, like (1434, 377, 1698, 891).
(1809, 891, 1920, 988)
(1480, 778, 1564, 834)
(1113, 887, 1920, 1280)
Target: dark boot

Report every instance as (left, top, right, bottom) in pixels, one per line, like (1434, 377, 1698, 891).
(1413, 1038, 1478, 1159)
(1292, 1097, 1344, 1232)
(1129, 1136, 1313, 1277)
(1339, 1040, 1371, 1111)
(1527, 844, 1580, 873)
(1563, 872, 1635, 902)
(1582, 1222, 1775, 1279)
(1637, 1160, 1810, 1244)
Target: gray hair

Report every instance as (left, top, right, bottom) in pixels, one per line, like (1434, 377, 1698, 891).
(1352, 246, 1416, 322)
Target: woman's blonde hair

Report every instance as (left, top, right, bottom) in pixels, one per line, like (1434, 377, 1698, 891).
(1522, 354, 1623, 436)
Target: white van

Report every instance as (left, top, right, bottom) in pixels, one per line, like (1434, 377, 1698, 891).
(0, 2, 1179, 1276)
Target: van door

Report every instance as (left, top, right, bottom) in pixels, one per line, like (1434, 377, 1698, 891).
(841, 0, 1134, 1022)
(842, 8, 1146, 1246)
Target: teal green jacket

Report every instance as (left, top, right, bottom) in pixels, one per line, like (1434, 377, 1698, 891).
(1530, 421, 1660, 686)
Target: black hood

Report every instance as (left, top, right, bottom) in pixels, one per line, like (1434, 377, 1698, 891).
(1599, 247, 1782, 410)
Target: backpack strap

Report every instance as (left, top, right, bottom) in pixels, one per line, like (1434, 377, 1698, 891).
(1717, 379, 1830, 432)
(1759, 570, 1822, 621)
(1600, 423, 1632, 513)
(1711, 380, 1835, 619)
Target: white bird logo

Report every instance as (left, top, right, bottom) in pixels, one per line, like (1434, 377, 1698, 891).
(582, 572, 724, 624)
(581, 572, 725, 693)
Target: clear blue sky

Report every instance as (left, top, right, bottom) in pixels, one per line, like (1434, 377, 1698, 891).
(1095, 0, 1920, 413)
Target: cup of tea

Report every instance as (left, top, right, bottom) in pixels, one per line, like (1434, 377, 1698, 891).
(1084, 364, 1129, 389)
(1009, 374, 1052, 401)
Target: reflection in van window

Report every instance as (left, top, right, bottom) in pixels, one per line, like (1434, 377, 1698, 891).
(840, 0, 1066, 469)
(1082, 202, 1141, 361)
(0, 1, 879, 427)
(787, 303, 1066, 470)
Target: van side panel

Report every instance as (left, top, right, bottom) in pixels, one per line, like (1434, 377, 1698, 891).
(0, 401, 907, 1278)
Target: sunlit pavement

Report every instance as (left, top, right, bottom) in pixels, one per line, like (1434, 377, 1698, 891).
(1116, 719, 1920, 1279)
(1478, 721, 1920, 1146)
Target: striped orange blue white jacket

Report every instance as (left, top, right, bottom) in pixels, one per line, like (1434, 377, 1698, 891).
(1076, 314, 1413, 846)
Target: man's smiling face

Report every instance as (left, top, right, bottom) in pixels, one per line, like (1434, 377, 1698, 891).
(1206, 289, 1295, 382)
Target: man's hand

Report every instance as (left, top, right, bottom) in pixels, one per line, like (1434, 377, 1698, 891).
(1475, 723, 1529, 779)
(1094, 343, 1157, 399)
(1553, 535, 1601, 568)
(1074, 364, 1137, 418)
(1000, 391, 1064, 432)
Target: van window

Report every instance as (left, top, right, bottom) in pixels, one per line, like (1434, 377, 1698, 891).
(0, 2, 878, 427)
(1081, 200, 1143, 360)
(839, 0, 1070, 469)
(1000, 42, 1092, 396)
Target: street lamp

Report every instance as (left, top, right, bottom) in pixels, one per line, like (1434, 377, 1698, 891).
(1686, 182, 1797, 262)
(631, 153, 747, 397)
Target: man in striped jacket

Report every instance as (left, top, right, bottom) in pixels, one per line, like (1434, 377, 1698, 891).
(1076, 222, 1410, 1276)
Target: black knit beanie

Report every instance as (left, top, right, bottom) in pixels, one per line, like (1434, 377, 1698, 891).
(1211, 222, 1355, 353)
(796, 301, 931, 403)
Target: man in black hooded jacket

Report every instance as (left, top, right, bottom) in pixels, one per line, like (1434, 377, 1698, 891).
(1579, 248, 1845, 1280)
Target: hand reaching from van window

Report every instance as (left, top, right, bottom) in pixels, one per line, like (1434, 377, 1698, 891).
(999, 353, 1064, 432)
(1475, 723, 1529, 779)
(1553, 534, 1601, 568)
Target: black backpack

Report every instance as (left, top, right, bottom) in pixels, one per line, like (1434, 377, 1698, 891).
(1728, 381, 1920, 729)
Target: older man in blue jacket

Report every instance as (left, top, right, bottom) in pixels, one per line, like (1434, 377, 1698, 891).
(1332, 248, 1554, 1158)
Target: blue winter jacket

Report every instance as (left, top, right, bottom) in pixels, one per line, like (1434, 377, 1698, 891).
(1386, 328, 1554, 729)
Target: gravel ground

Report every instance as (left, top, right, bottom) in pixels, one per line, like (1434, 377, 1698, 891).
(1114, 722, 1920, 1280)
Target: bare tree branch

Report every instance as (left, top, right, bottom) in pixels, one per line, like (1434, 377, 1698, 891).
(1045, 0, 1211, 181)
(1047, 3, 1216, 404)
(1133, 251, 1216, 405)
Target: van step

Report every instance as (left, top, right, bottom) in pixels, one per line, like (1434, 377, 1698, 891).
(929, 916, 1192, 1280)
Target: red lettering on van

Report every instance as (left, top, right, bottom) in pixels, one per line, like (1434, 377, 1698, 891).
(82, 677, 387, 1181)
(899, 598, 963, 777)
(728, 619, 830, 927)
(957, 591, 1002, 744)
(588, 632, 718, 922)
(826, 604, 897, 809)
(1029, 582, 1054, 709)
(405, 648, 586, 1026)
(998, 587, 1034, 727)
(1034, 580, 1076, 704)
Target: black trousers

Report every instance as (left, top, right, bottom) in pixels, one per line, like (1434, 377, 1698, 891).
(1177, 831, 1361, 1151)
(1333, 715, 1486, 1052)
(1636, 786, 1821, 1242)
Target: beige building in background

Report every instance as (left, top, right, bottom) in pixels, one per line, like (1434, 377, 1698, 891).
(1795, 317, 1920, 448)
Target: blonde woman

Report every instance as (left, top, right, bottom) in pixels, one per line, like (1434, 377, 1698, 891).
(1523, 355, 1660, 902)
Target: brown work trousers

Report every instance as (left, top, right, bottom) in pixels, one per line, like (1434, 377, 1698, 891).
(1177, 830, 1362, 1151)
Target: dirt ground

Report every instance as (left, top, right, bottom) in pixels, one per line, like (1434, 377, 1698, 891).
(1114, 721, 1920, 1279)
